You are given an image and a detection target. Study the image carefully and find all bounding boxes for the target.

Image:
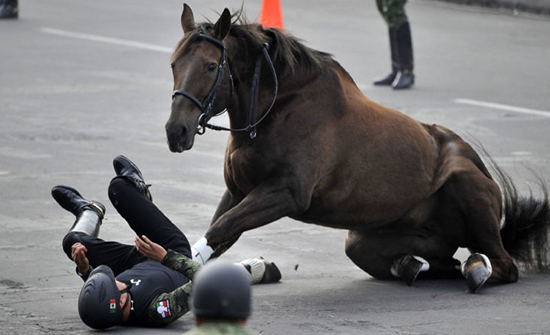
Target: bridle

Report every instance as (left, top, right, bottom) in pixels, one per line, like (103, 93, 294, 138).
(172, 33, 278, 139)
(172, 34, 233, 135)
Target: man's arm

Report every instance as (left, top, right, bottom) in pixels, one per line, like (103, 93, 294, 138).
(146, 282, 193, 327)
(71, 243, 93, 281)
(135, 235, 202, 280)
(135, 235, 282, 284)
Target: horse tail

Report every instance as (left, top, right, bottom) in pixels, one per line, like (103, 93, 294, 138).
(492, 162, 550, 272)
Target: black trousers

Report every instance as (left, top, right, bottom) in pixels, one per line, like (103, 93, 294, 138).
(62, 177, 191, 276)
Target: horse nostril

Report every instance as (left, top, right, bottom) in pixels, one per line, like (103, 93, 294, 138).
(166, 121, 187, 143)
(179, 125, 188, 139)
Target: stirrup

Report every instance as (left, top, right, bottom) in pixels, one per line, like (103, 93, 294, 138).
(462, 253, 492, 293)
(391, 255, 429, 286)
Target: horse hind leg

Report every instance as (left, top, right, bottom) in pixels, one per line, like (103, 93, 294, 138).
(345, 229, 462, 286)
(461, 253, 493, 293)
(441, 166, 519, 291)
(390, 255, 430, 286)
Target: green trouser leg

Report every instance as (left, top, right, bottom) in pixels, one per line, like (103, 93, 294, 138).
(376, 0, 409, 29)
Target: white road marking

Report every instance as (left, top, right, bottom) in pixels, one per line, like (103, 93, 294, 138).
(455, 98, 550, 118)
(37, 28, 550, 121)
(511, 151, 532, 156)
(40, 27, 173, 54)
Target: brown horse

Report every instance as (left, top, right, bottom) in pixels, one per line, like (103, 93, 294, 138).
(165, 4, 550, 292)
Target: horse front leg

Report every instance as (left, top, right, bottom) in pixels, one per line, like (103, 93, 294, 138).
(210, 189, 243, 225)
(205, 183, 301, 257)
(207, 189, 243, 258)
(189, 189, 243, 262)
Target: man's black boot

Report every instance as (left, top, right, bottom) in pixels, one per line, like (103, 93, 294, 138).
(52, 185, 105, 237)
(0, 0, 19, 19)
(373, 67, 398, 86)
(113, 155, 152, 201)
(392, 69, 415, 89)
(392, 22, 415, 89)
(374, 28, 399, 86)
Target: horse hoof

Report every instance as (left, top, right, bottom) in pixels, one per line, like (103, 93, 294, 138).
(240, 257, 282, 284)
(391, 255, 429, 286)
(462, 253, 492, 293)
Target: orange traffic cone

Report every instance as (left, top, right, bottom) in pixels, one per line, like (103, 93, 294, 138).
(260, 0, 284, 30)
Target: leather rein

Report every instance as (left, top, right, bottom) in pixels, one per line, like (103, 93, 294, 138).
(172, 34, 278, 139)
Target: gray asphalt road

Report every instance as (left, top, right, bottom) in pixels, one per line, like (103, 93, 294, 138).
(1, 0, 550, 334)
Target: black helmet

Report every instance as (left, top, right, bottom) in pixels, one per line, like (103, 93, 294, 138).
(191, 261, 252, 319)
(78, 265, 123, 329)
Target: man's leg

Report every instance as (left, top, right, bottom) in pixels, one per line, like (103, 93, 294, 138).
(108, 155, 192, 258)
(110, 156, 282, 283)
(63, 232, 144, 276)
(53, 185, 143, 276)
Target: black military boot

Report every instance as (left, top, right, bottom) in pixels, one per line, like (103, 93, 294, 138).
(374, 28, 399, 86)
(52, 185, 105, 237)
(113, 155, 152, 201)
(392, 22, 415, 90)
(0, 0, 18, 19)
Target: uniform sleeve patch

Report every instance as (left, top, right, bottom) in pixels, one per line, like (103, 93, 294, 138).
(156, 299, 172, 318)
(110, 299, 117, 313)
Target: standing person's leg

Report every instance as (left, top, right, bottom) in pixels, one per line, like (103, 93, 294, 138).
(374, 0, 414, 89)
(53, 185, 144, 276)
(386, 0, 414, 89)
(0, 0, 18, 19)
(374, 0, 399, 86)
(108, 156, 192, 258)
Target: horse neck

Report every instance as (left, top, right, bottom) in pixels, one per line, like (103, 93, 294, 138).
(225, 45, 328, 138)
(226, 59, 278, 134)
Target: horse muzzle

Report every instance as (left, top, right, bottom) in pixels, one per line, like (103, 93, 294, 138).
(165, 121, 196, 152)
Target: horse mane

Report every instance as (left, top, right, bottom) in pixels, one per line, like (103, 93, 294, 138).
(172, 10, 334, 76)
(229, 16, 333, 75)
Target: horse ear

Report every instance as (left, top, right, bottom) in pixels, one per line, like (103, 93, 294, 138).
(213, 8, 231, 40)
(181, 3, 195, 35)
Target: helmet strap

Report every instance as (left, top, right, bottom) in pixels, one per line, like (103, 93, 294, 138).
(119, 286, 132, 313)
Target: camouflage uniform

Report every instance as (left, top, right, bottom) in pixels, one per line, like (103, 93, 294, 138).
(184, 321, 260, 335)
(145, 249, 203, 326)
(376, 0, 408, 29)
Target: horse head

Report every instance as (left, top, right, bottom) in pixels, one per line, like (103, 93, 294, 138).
(166, 4, 234, 152)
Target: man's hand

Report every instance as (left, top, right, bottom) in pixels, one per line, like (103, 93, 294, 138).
(135, 235, 167, 262)
(71, 243, 90, 274)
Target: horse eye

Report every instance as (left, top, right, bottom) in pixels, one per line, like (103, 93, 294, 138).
(207, 62, 217, 72)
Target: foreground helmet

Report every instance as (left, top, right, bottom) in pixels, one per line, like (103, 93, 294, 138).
(192, 261, 252, 319)
(78, 265, 123, 329)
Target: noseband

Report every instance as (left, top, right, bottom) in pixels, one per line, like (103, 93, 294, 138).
(172, 34, 278, 139)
